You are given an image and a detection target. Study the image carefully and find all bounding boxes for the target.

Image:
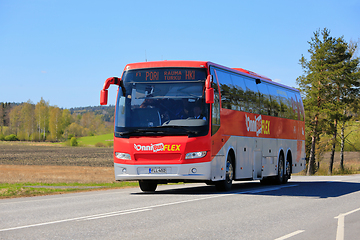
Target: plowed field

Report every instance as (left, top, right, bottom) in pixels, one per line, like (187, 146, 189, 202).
(0, 142, 114, 183)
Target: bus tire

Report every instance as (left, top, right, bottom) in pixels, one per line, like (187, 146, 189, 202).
(215, 156, 234, 191)
(283, 157, 291, 184)
(275, 154, 285, 184)
(139, 180, 157, 192)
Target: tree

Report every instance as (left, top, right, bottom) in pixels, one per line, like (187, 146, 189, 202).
(297, 28, 342, 175)
(19, 100, 36, 141)
(339, 112, 359, 171)
(0, 103, 4, 134)
(326, 36, 360, 174)
(1, 103, 11, 134)
(9, 105, 21, 136)
(65, 122, 86, 137)
(35, 98, 49, 141)
(298, 28, 360, 175)
(338, 39, 360, 171)
(49, 106, 63, 141)
(62, 109, 72, 128)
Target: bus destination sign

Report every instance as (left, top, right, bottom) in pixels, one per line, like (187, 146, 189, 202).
(126, 68, 207, 82)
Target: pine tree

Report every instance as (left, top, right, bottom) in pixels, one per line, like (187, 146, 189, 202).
(296, 28, 351, 175)
(326, 39, 360, 174)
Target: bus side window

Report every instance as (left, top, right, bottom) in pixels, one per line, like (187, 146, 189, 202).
(257, 83, 271, 115)
(230, 74, 247, 111)
(267, 85, 281, 117)
(216, 69, 234, 110)
(286, 90, 297, 120)
(278, 93, 288, 118)
(210, 67, 220, 135)
(296, 92, 305, 121)
(243, 77, 260, 114)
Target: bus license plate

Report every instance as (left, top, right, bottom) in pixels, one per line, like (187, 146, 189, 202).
(149, 168, 167, 174)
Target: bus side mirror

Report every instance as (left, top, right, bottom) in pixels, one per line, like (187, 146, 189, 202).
(100, 89, 108, 105)
(100, 77, 121, 105)
(205, 75, 214, 104)
(206, 88, 214, 104)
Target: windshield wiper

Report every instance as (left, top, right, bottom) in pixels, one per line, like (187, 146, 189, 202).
(153, 125, 199, 135)
(117, 129, 167, 137)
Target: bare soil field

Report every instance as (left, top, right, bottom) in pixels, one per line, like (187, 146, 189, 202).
(0, 142, 113, 167)
(0, 142, 114, 183)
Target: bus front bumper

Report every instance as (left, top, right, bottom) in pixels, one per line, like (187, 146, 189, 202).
(114, 162, 211, 181)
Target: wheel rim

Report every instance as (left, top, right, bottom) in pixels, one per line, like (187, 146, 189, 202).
(226, 160, 234, 183)
(278, 156, 284, 181)
(285, 160, 290, 177)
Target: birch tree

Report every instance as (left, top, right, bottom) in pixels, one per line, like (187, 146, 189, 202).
(49, 106, 63, 141)
(35, 98, 49, 141)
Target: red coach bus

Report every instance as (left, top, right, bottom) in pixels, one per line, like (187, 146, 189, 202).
(100, 61, 306, 192)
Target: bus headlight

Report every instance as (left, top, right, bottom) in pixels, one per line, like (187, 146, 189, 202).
(185, 151, 207, 159)
(115, 152, 131, 160)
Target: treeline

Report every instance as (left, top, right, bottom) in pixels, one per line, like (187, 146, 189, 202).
(0, 98, 115, 142)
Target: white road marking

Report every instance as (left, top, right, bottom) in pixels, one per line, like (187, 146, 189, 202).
(274, 230, 305, 240)
(0, 184, 298, 232)
(0, 208, 152, 232)
(335, 207, 360, 240)
(78, 208, 152, 221)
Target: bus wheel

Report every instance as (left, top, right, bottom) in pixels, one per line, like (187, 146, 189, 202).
(283, 158, 291, 184)
(275, 154, 284, 184)
(215, 157, 234, 191)
(139, 180, 157, 192)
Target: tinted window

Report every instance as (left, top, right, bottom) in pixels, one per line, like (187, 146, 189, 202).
(286, 90, 297, 120)
(275, 88, 288, 118)
(243, 77, 260, 114)
(296, 92, 304, 121)
(230, 74, 247, 111)
(216, 69, 234, 110)
(267, 84, 282, 117)
(257, 83, 271, 115)
(211, 67, 220, 135)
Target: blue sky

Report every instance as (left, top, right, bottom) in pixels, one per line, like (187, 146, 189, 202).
(1, 0, 359, 108)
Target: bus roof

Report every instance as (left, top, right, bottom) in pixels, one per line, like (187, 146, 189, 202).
(124, 61, 270, 78)
(123, 60, 209, 71)
(122, 60, 299, 92)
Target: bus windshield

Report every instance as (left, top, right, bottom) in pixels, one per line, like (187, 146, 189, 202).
(115, 68, 209, 137)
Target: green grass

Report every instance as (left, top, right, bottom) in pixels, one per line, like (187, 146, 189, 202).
(76, 133, 113, 147)
(0, 182, 138, 199)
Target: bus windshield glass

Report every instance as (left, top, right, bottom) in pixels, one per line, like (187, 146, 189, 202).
(115, 68, 209, 137)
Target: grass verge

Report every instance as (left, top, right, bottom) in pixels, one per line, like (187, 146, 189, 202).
(0, 182, 139, 199)
(76, 133, 113, 147)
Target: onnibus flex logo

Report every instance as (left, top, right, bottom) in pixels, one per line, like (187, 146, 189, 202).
(134, 143, 181, 152)
(245, 114, 270, 136)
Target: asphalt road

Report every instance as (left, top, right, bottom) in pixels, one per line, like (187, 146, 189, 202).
(1, 175, 360, 240)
